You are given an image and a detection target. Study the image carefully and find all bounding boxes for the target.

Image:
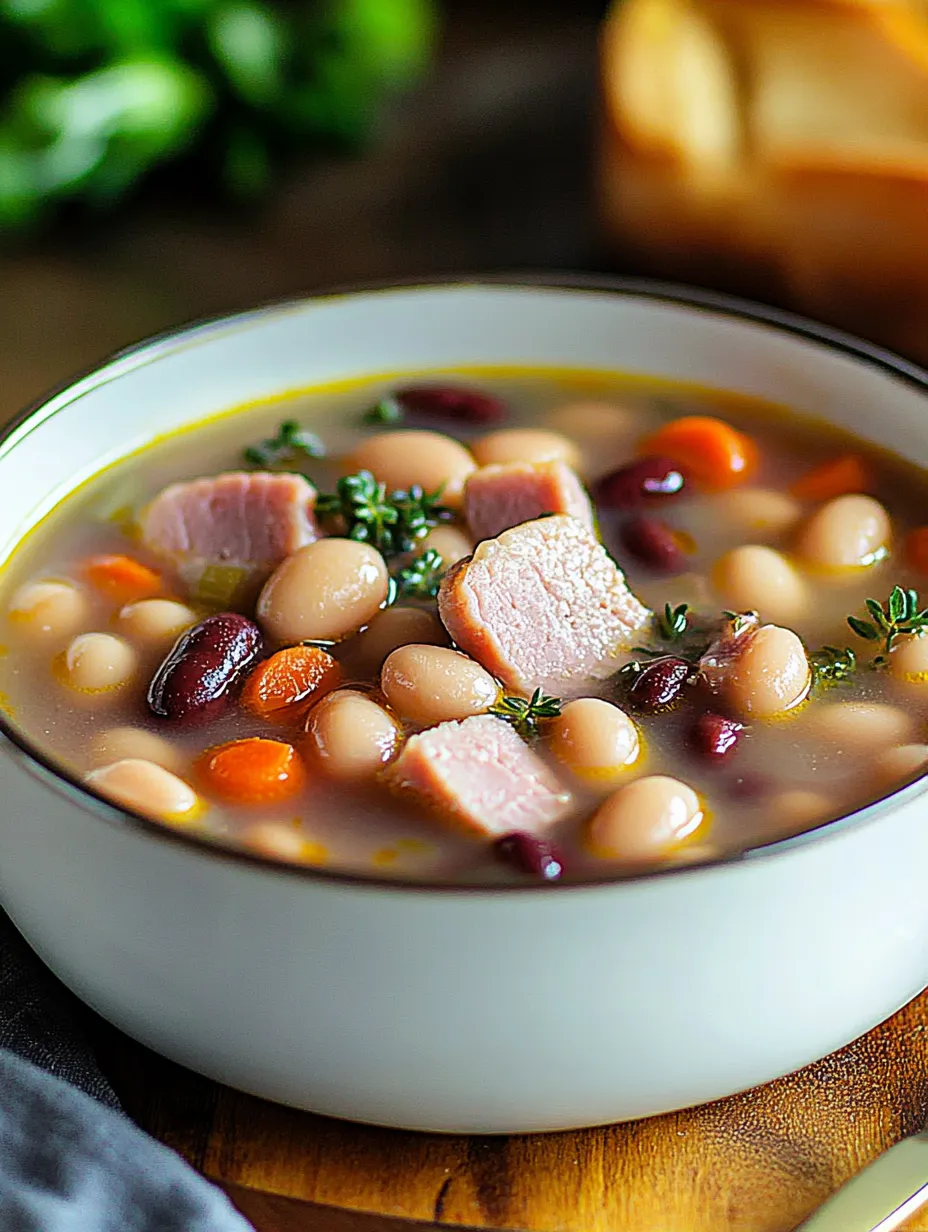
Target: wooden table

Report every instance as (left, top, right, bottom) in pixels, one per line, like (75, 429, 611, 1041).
(2, 1, 927, 1228)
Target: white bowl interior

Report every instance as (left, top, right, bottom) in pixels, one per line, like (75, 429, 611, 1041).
(1, 283, 927, 564)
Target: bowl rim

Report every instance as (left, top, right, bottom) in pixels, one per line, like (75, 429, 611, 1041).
(3, 272, 928, 896)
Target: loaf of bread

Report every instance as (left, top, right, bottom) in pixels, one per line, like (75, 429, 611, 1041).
(598, 0, 928, 365)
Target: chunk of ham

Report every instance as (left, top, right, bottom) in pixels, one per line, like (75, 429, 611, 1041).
(464, 459, 594, 543)
(141, 472, 320, 582)
(387, 714, 573, 836)
(438, 515, 650, 695)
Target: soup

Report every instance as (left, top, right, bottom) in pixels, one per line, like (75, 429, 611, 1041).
(1, 369, 926, 884)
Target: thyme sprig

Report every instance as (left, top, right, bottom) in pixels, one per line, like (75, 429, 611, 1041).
(809, 645, 857, 687)
(490, 688, 563, 740)
(394, 549, 445, 600)
(243, 420, 325, 468)
(361, 397, 404, 426)
(847, 586, 928, 665)
(315, 470, 453, 559)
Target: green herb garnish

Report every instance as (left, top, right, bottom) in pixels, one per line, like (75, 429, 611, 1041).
(658, 602, 689, 641)
(847, 586, 928, 665)
(809, 645, 857, 687)
(632, 601, 712, 663)
(489, 688, 563, 740)
(244, 420, 325, 468)
(315, 470, 452, 559)
(722, 610, 755, 636)
(394, 549, 445, 600)
(362, 397, 404, 426)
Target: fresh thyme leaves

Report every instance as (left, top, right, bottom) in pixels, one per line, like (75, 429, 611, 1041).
(243, 420, 325, 468)
(722, 610, 754, 636)
(847, 586, 928, 665)
(394, 549, 445, 600)
(361, 397, 404, 426)
(659, 602, 689, 641)
(489, 688, 563, 739)
(315, 470, 453, 559)
(809, 645, 857, 687)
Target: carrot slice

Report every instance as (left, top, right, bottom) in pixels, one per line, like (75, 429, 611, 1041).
(241, 646, 342, 725)
(196, 738, 307, 805)
(86, 554, 162, 603)
(790, 454, 871, 502)
(638, 416, 757, 490)
(905, 527, 928, 575)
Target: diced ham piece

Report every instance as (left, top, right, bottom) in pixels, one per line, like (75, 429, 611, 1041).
(464, 459, 594, 543)
(387, 714, 573, 837)
(438, 515, 650, 695)
(141, 472, 320, 580)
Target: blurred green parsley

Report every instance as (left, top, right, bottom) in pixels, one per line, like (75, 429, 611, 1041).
(0, 0, 436, 232)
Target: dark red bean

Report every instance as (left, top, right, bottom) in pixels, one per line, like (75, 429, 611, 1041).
(494, 832, 563, 881)
(148, 613, 263, 724)
(619, 516, 685, 572)
(690, 712, 744, 762)
(393, 384, 506, 425)
(596, 456, 686, 509)
(627, 656, 691, 712)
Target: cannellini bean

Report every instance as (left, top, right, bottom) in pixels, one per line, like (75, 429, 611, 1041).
(802, 701, 915, 750)
(888, 634, 928, 684)
(472, 428, 581, 471)
(347, 430, 476, 508)
(795, 494, 891, 569)
(117, 598, 197, 648)
(58, 632, 137, 693)
(8, 579, 88, 642)
(723, 624, 811, 720)
(305, 690, 401, 781)
(712, 545, 808, 625)
(258, 539, 389, 644)
(711, 488, 803, 540)
(544, 401, 637, 478)
(85, 758, 200, 822)
(766, 790, 833, 837)
(343, 605, 448, 678)
(381, 644, 499, 725)
(240, 821, 327, 864)
(89, 726, 185, 774)
(548, 698, 640, 786)
(873, 744, 928, 790)
(587, 775, 704, 864)
(417, 524, 473, 567)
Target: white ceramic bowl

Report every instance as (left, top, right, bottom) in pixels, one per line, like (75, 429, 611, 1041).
(0, 281, 927, 1134)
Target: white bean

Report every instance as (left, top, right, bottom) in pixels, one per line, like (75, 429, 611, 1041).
(381, 645, 499, 725)
(347, 430, 476, 508)
(240, 821, 328, 864)
(711, 488, 803, 540)
(802, 701, 914, 751)
(765, 790, 833, 838)
(873, 744, 928, 790)
(472, 428, 581, 471)
(587, 775, 704, 864)
(8, 580, 89, 643)
(417, 525, 473, 567)
(888, 634, 928, 684)
(723, 624, 811, 720)
(258, 539, 390, 644)
(90, 727, 185, 774)
(795, 494, 891, 569)
(117, 598, 196, 648)
(85, 758, 201, 823)
(712, 545, 807, 625)
(548, 698, 640, 786)
(59, 632, 137, 694)
(305, 690, 401, 781)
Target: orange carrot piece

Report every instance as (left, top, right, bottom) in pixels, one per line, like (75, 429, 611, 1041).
(905, 527, 928, 575)
(639, 416, 757, 490)
(790, 454, 871, 502)
(241, 646, 342, 725)
(196, 738, 307, 805)
(86, 554, 162, 603)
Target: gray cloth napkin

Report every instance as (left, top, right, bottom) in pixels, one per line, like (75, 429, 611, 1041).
(0, 910, 254, 1232)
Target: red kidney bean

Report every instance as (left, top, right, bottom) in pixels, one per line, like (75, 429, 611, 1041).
(494, 832, 563, 881)
(393, 384, 506, 425)
(597, 456, 686, 509)
(690, 712, 744, 762)
(148, 613, 263, 723)
(619, 516, 685, 572)
(627, 656, 691, 712)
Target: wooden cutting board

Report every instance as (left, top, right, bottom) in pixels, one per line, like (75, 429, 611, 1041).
(94, 988, 928, 1232)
